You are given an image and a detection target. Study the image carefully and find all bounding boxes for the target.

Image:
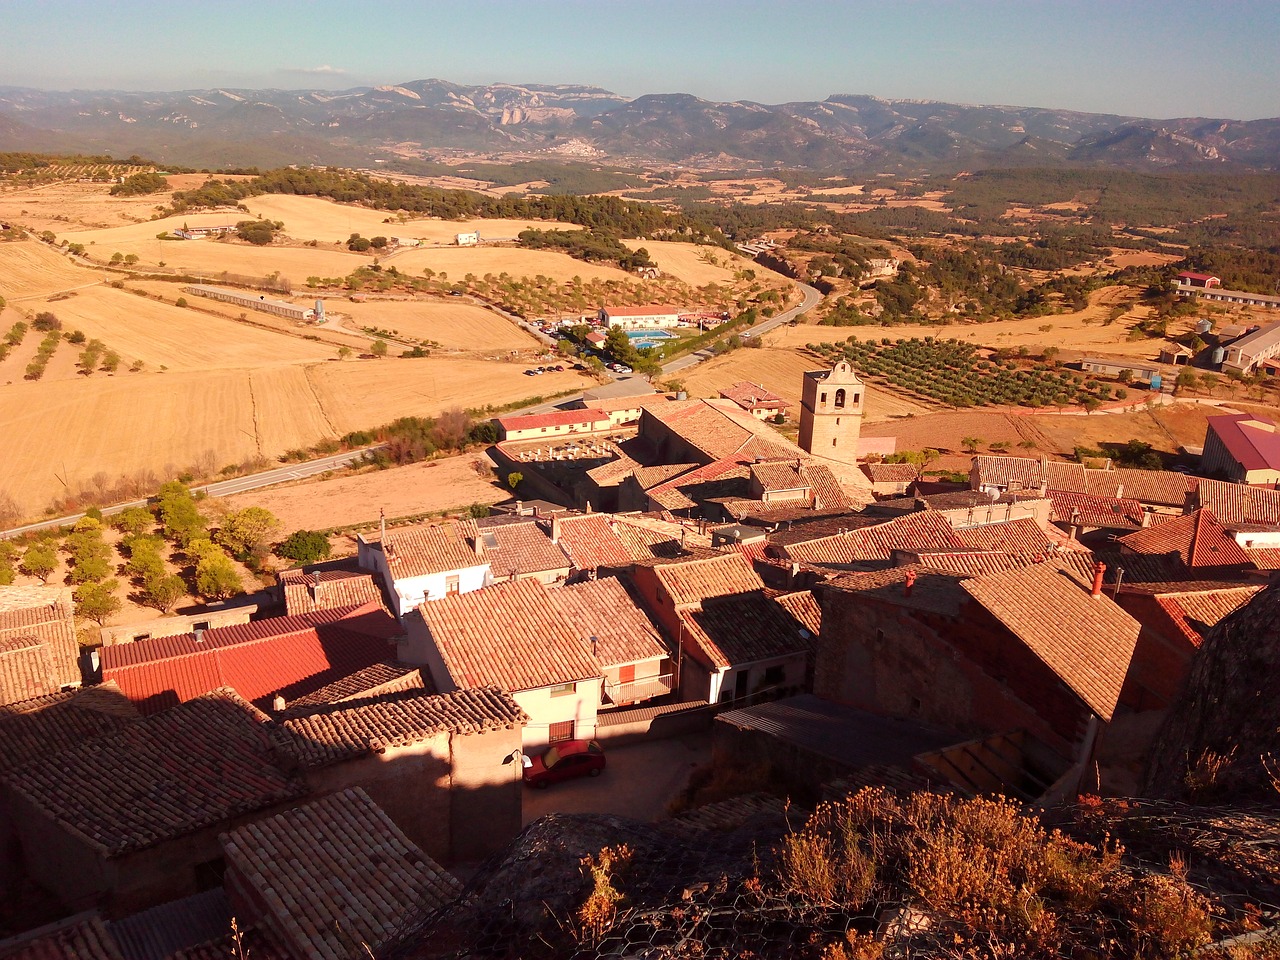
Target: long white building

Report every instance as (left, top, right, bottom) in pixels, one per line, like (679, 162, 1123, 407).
(598, 306, 684, 330)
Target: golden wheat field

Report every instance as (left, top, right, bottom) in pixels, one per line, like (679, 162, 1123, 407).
(0, 180, 165, 233)
(0, 241, 110, 300)
(334, 300, 537, 351)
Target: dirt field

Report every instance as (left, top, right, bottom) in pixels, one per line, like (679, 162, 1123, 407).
(1029, 401, 1224, 459)
(71, 231, 365, 278)
(678, 345, 935, 423)
(390, 246, 636, 283)
(0, 241, 110, 301)
(334, 300, 536, 351)
(0, 180, 166, 233)
(222, 453, 507, 532)
(619, 241, 752, 286)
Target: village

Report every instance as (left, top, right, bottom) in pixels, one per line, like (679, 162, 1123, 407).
(2, 328, 1279, 955)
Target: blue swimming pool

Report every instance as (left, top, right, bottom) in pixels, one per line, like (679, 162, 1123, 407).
(627, 329, 678, 349)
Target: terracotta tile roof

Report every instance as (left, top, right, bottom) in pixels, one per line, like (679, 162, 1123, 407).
(1154, 587, 1263, 647)
(1244, 547, 1280, 570)
(4, 689, 306, 858)
(545, 578, 668, 667)
(953, 517, 1070, 554)
(548, 514, 634, 570)
(612, 514, 713, 560)
(418, 578, 603, 692)
(750, 460, 812, 493)
(373, 521, 485, 581)
(585, 451, 641, 486)
(107, 888, 233, 960)
(1193, 477, 1280, 525)
(894, 549, 1044, 578)
(582, 393, 673, 416)
(0, 917, 126, 960)
(862, 462, 919, 483)
(719, 381, 789, 411)
(775, 590, 822, 635)
(1083, 468, 1191, 507)
(646, 459, 751, 511)
(779, 511, 966, 565)
(279, 662, 430, 715)
(960, 565, 1141, 720)
(0, 586, 81, 697)
(826, 566, 970, 616)
(1044, 460, 1088, 493)
(631, 462, 700, 490)
(222, 787, 461, 960)
(1117, 508, 1252, 568)
(101, 604, 401, 715)
(0, 681, 139, 774)
(1048, 490, 1145, 530)
(280, 686, 527, 767)
(495, 408, 611, 432)
(0, 636, 61, 705)
(766, 512, 882, 547)
(678, 590, 818, 670)
(643, 400, 798, 464)
(464, 518, 570, 578)
(278, 568, 386, 616)
(650, 552, 766, 608)
(972, 456, 1044, 490)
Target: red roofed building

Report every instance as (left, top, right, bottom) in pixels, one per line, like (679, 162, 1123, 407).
(494, 408, 612, 442)
(0, 586, 82, 705)
(598, 306, 684, 329)
(718, 381, 790, 420)
(100, 603, 402, 715)
(1201, 413, 1280, 486)
(1116, 508, 1253, 571)
(1175, 271, 1220, 288)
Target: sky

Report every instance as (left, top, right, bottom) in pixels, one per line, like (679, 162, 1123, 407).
(3, 0, 1278, 120)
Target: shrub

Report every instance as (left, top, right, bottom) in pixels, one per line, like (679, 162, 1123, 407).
(276, 530, 331, 565)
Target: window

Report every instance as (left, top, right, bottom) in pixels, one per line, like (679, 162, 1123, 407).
(618, 664, 636, 684)
(853, 393, 861, 404)
(549, 682, 577, 698)
(549, 720, 575, 742)
(832, 437, 838, 447)
(191, 621, 210, 632)
(834, 388, 846, 409)
(820, 392, 827, 404)
(836, 417, 841, 426)
(762, 665, 785, 687)
(445, 575, 460, 595)
(193, 857, 225, 892)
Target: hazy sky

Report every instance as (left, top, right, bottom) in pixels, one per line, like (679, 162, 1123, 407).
(3, 0, 1278, 119)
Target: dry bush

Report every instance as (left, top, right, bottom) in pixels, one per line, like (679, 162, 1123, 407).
(1185, 746, 1238, 800)
(577, 844, 633, 944)
(0, 490, 21, 528)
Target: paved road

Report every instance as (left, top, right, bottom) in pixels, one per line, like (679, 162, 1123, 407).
(0, 447, 382, 539)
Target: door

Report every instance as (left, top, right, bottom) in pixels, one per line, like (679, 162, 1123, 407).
(734, 670, 749, 702)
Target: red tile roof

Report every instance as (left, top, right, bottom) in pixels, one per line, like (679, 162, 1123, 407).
(280, 686, 527, 767)
(778, 510, 966, 565)
(1117, 508, 1252, 568)
(827, 565, 970, 616)
(0, 586, 81, 699)
(0, 681, 139, 774)
(1154, 587, 1263, 647)
(418, 578, 603, 692)
(101, 604, 400, 715)
(961, 565, 1140, 720)
(1082, 468, 1192, 507)
(375, 521, 485, 581)
(972, 456, 1044, 490)
(1193, 477, 1280, 525)
(1048, 490, 1145, 530)
(612, 514, 713, 560)
(278, 568, 387, 616)
(465, 518, 570, 577)
(646, 459, 751, 511)
(953, 517, 1070, 554)
(280, 662, 430, 715)
(5, 689, 306, 857)
(549, 514, 634, 570)
(222, 787, 461, 960)
(545, 578, 668, 668)
(678, 590, 818, 670)
(496, 408, 612, 434)
(719, 381, 789, 411)
(0, 917, 126, 960)
(775, 590, 823, 636)
(1044, 460, 1088, 493)
(649, 552, 767, 607)
(862, 462, 920, 483)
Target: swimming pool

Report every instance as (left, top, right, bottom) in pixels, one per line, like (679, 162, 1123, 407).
(627, 329, 678, 349)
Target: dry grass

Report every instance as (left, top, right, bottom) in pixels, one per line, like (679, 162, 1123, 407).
(391, 246, 637, 283)
(620, 240, 760, 286)
(0, 241, 111, 301)
(334, 299, 535, 351)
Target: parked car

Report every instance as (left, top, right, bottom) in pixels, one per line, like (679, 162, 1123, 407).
(522, 739, 606, 788)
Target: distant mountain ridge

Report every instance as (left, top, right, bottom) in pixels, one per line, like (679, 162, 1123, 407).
(1, 79, 1276, 172)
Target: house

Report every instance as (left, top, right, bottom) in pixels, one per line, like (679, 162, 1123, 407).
(861, 462, 920, 496)
(598, 306, 683, 330)
(1048, 490, 1147, 540)
(1201, 413, 1280, 485)
(406, 578, 606, 749)
(0, 586, 82, 705)
(579, 392, 673, 428)
(277, 685, 527, 864)
(1115, 508, 1254, 573)
(1176, 271, 1221, 289)
(100, 602, 404, 716)
(98, 603, 260, 646)
(1192, 476, 1280, 527)
(1077, 357, 1161, 383)
(462, 515, 572, 585)
(628, 552, 768, 640)
(719, 381, 790, 420)
(773, 510, 968, 567)
(545, 577, 672, 707)
(222, 787, 461, 960)
(493, 408, 613, 443)
(544, 512, 636, 577)
(816, 561, 1141, 778)
(277, 565, 389, 616)
(358, 521, 490, 615)
(2, 689, 307, 915)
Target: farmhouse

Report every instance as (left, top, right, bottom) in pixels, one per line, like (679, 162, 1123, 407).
(1175, 271, 1221, 289)
(1176, 277, 1280, 310)
(173, 225, 236, 240)
(358, 521, 491, 616)
(456, 231, 480, 246)
(598, 306, 684, 330)
(182, 284, 310, 321)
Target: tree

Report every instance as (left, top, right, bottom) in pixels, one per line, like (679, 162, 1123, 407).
(276, 530, 331, 565)
(156, 481, 206, 546)
(21, 542, 58, 582)
(195, 550, 241, 600)
(215, 506, 280, 560)
(507, 471, 524, 491)
(74, 579, 120, 624)
(0, 542, 16, 586)
(31, 311, 61, 332)
(961, 437, 983, 454)
(337, 345, 352, 360)
(140, 573, 187, 613)
(370, 338, 388, 358)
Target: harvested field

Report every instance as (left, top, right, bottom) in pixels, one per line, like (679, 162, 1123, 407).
(1102, 249, 1183, 270)
(222, 453, 507, 533)
(677, 345, 935, 423)
(391, 246, 636, 283)
(71, 233, 365, 278)
(335, 300, 535, 351)
(621, 241, 755, 286)
(861, 410, 1034, 471)
(0, 241, 110, 300)
(17, 285, 333, 372)
(0, 181, 164, 233)
(1029, 401, 1225, 459)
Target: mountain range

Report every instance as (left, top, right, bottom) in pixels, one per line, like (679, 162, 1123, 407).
(1, 78, 1277, 173)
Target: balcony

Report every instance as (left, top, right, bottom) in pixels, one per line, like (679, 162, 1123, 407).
(603, 673, 674, 706)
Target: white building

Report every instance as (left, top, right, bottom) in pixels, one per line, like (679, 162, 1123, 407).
(456, 231, 480, 247)
(598, 306, 684, 330)
(357, 522, 490, 617)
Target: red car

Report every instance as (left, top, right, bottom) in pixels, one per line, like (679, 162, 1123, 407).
(522, 739, 606, 788)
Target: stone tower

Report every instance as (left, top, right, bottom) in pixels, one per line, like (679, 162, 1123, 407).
(798, 361, 864, 466)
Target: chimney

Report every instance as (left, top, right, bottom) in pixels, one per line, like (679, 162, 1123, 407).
(272, 694, 286, 712)
(516, 499, 524, 515)
(1090, 561, 1106, 598)
(551, 514, 561, 544)
(903, 570, 917, 597)
(193, 627, 205, 643)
